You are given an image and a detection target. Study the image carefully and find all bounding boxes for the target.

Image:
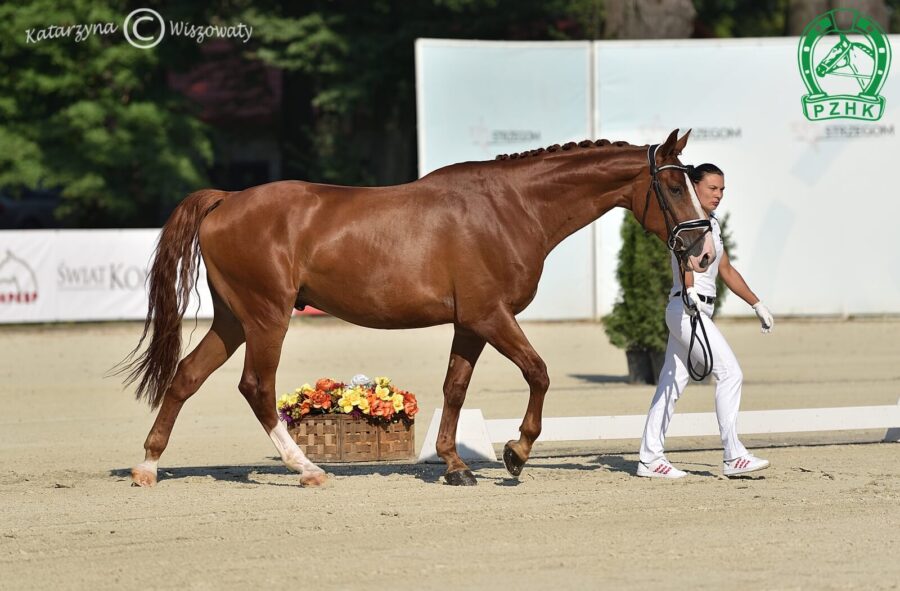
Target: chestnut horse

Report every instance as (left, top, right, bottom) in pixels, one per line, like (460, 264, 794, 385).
(121, 129, 713, 487)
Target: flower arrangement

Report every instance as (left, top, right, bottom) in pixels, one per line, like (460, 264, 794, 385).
(277, 375, 419, 427)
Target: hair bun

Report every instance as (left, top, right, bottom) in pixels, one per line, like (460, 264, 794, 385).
(689, 162, 723, 183)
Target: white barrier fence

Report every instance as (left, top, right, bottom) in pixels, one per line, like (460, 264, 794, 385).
(418, 398, 900, 462)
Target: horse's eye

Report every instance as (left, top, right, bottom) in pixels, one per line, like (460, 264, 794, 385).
(669, 186, 682, 196)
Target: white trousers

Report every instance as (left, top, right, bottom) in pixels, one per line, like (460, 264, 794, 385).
(639, 297, 749, 463)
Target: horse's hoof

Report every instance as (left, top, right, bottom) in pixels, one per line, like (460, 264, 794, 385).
(503, 442, 527, 477)
(130, 467, 157, 487)
(443, 469, 477, 486)
(299, 470, 329, 487)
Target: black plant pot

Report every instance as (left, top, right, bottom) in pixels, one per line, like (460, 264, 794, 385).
(625, 349, 665, 385)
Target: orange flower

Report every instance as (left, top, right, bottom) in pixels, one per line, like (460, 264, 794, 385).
(299, 400, 312, 417)
(371, 398, 394, 419)
(310, 389, 332, 410)
(402, 392, 418, 417)
(315, 378, 337, 392)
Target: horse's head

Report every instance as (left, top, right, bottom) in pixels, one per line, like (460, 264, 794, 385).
(816, 34, 851, 77)
(638, 129, 715, 273)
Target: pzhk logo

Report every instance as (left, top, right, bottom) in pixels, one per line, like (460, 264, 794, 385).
(0, 250, 39, 304)
(799, 8, 892, 121)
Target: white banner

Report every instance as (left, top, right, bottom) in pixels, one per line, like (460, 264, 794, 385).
(0, 230, 212, 324)
(0, 231, 54, 323)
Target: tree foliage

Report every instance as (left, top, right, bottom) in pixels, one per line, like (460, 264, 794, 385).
(0, 1, 212, 227)
(239, 0, 575, 186)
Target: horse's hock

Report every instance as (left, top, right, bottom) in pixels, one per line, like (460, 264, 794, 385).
(288, 415, 415, 462)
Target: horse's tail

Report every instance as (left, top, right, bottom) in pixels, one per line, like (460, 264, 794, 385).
(116, 189, 228, 409)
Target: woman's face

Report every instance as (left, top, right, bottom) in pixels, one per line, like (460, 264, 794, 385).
(693, 173, 724, 214)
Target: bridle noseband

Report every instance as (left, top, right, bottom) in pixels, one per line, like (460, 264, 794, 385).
(642, 143, 715, 381)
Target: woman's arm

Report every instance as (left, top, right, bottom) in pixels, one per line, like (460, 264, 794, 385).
(718, 250, 759, 306)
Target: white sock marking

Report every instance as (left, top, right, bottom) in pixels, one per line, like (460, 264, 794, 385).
(269, 423, 323, 475)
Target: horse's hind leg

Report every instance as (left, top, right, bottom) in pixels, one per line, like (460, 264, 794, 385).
(131, 298, 244, 487)
(238, 315, 327, 487)
(471, 310, 548, 478)
(437, 328, 486, 486)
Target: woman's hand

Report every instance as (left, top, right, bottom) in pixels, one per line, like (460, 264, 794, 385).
(685, 286, 703, 311)
(752, 301, 774, 333)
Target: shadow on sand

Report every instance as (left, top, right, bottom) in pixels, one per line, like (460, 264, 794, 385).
(568, 373, 630, 385)
(109, 460, 495, 486)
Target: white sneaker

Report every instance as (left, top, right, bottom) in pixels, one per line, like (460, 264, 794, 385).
(637, 458, 687, 479)
(723, 454, 769, 476)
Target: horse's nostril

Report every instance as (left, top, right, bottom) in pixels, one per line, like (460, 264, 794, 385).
(699, 254, 710, 268)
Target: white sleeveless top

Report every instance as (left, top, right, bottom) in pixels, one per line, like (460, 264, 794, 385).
(670, 215, 723, 298)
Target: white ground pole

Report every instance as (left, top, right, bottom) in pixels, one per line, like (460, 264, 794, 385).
(418, 397, 900, 463)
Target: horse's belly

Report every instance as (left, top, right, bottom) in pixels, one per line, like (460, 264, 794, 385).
(297, 282, 455, 330)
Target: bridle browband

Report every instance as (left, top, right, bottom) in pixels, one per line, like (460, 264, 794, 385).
(642, 143, 715, 381)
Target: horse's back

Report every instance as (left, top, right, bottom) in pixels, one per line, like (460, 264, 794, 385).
(197, 176, 544, 328)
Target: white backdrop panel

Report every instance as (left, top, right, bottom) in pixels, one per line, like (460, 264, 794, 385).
(595, 37, 900, 316)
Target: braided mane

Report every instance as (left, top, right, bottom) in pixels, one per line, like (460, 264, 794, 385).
(495, 138, 634, 161)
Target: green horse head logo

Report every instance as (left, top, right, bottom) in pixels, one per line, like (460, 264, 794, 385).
(798, 8, 891, 121)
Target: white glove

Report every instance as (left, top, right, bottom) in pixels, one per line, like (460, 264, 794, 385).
(752, 301, 774, 333)
(685, 286, 703, 310)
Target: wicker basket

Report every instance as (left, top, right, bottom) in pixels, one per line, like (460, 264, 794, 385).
(288, 414, 415, 462)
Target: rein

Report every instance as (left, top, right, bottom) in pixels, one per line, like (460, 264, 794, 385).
(680, 265, 714, 381)
(642, 144, 714, 381)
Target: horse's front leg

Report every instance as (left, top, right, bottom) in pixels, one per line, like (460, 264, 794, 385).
(436, 329, 486, 486)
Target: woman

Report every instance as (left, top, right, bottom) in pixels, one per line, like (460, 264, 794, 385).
(637, 163, 774, 479)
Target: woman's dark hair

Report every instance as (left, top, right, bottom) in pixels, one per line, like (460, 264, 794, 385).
(688, 163, 724, 184)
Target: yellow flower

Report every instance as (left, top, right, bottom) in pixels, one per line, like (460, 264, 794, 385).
(358, 396, 370, 414)
(347, 389, 362, 406)
(375, 376, 391, 387)
(337, 392, 354, 414)
(375, 385, 391, 400)
(299, 383, 313, 394)
(278, 393, 299, 410)
(392, 393, 404, 412)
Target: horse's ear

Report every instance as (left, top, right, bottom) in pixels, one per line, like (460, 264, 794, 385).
(675, 129, 691, 155)
(658, 129, 680, 157)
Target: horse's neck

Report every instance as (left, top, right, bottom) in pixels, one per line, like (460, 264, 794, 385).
(852, 43, 874, 58)
(511, 149, 642, 252)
